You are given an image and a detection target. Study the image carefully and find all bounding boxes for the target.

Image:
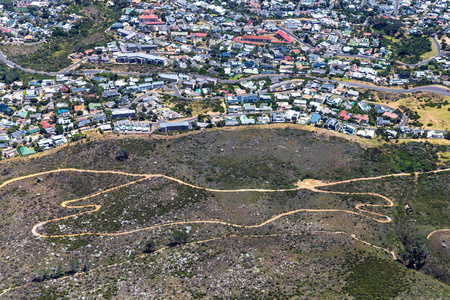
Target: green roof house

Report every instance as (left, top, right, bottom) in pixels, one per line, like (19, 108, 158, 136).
(89, 103, 102, 112)
(19, 147, 36, 156)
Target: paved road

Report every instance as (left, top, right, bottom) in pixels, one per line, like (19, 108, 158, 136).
(81, 70, 450, 97)
(1, 47, 450, 97)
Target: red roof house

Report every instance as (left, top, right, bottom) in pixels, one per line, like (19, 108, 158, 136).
(339, 110, 351, 121)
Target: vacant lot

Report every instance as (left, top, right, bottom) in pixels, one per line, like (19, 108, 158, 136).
(165, 96, 225, 117)
(369, 91, 450, 130)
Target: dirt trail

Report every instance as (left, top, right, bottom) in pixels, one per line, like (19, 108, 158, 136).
(427, 228, 450, 240)
(2, 168, 449, 298)
(1, 168, 448, 242)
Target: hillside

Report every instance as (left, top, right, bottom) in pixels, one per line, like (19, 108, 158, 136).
(0, 128, 449, 299)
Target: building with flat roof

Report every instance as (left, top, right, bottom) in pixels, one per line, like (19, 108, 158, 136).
(116, 53, 167, 66)
(111, 109, 136, 119)
(159, 121, 190, 132)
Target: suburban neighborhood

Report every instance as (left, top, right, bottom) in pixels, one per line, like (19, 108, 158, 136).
(0, 0, 449, 160)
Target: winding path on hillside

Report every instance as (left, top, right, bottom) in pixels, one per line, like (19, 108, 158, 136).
(1, 168, 449, 298)
(1, 168, 449, 248)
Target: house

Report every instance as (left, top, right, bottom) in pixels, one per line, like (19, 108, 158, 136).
(427, 130, 444, 139)
(37, 138, 54, 149)
(242, 95, 258, 103)
(78, 119, 91, 128)
(3, 148, 17, 158)
(358, 102, 371, 112)
(285, 110, 300, 122)
(116, 53, 167, 66)
(225, 116, 239, 126)
(327, 97, 342, 107)
(352, 114, 369, 124)
(400, 127, 411, 135)
(375, 105, 387, 114)
(259, 94, 272, 102)
(52, 134, 67, 146)
(159, 74, 179, 82)
(228, 105, 243, 113)
(19, 147, 36, 156)
(324, 118, 340, 131)
(89, 103, 102, 112)
(386, 129, 398, 138)
(339, 110, 351, 121)
(293, 99, 307, 108)
(347, 90, 359, 99)
(377, 117, 391, 127)
(159, 121, 190, 132)
(74, 105, 84, 113)
(341, 123, 357, 135)
(102, 90, 120, 98)
(92, 114, 107, 123)
(255, 115, 269, 124)
(382, 111, 399, 119)
(272, 112, 285, 123)
(359, 129, 375, 139)
(240, 115, 255, 125)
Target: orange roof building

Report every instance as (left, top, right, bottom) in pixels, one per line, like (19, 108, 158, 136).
(74, 105, 84, 112)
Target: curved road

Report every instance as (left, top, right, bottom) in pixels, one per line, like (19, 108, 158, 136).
(1, 47, 450, 96)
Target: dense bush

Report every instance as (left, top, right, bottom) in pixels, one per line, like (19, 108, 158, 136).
(344, 257, 409, 299)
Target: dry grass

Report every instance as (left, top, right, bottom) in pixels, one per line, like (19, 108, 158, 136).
(370, 91, 450, 130)
(420, 38, 438, 60)
(0, 43, 42, 57)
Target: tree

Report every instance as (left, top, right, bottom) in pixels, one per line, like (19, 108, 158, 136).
(398, 235, 429, 270)
(67, 260, 79, 275)
(55, 124, 64, 135)
(216, 120, 226, 127)
(142, 239, 156, 253)
(32, 269, 47, 282)
(81, 261, 90, 272)
(169, 230, 189, 246)
(49, 264, 63, 279)
(116, 148, 129, 161)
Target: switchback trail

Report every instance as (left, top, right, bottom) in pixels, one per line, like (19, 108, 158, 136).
(1, 168, 449, 298)
(1, 167, 448, 243)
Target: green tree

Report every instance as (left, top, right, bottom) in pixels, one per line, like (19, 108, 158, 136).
(116, 148, 129, 161)
(55, 124, 64, 135)
(142, 239, 156, 253)
(67, 261, 79, 275)
(216, 120, 226, 127)
(169, 230, 189, 246)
